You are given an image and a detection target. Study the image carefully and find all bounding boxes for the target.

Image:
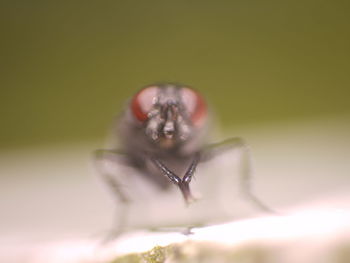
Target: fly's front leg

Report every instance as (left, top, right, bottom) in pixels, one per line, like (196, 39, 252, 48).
(94, 149, 131, 238)
(202, 137, 276, 214)
(181, 152, 200, 203)
(150, 154, 200, 204)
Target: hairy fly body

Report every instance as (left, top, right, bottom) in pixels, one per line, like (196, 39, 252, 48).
(95, 83, 273, 233)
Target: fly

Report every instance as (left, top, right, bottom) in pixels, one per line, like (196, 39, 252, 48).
(95, 83, 274, 234)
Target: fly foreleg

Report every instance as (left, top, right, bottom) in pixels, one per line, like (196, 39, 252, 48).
(151, 154, 200, 204)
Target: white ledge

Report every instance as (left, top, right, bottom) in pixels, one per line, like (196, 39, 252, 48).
(24, 207, 350, 263)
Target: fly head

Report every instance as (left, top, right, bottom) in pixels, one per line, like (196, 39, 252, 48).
(130, 84, 207, 150)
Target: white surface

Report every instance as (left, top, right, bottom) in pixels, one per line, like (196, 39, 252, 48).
(12, 206, 350, 263)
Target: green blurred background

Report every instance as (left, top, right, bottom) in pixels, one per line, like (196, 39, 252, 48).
(1, 0, 350, 149)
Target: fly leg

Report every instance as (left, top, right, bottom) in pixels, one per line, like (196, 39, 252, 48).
(201, 137, 276, 214)
(181, 152, 200, 203)
(94, 149, 131, 239)
(150, 153, 200, 204)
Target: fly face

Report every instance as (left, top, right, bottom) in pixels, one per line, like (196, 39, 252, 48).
(128, 84, 207, 151)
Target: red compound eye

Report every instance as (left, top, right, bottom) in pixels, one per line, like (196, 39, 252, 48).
(180, 87, 207, 126)
(131, 86, 158, 122)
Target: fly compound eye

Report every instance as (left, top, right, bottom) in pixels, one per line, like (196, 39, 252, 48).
(131, 86, 159, 122)
(180, 87, 207, 126)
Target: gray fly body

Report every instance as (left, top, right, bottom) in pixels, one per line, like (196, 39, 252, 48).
(115, 84, 209, 200)
(95, 83, 274, 234)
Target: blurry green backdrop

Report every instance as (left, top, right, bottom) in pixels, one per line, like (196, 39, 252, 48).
(1, 0, 349, 149)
